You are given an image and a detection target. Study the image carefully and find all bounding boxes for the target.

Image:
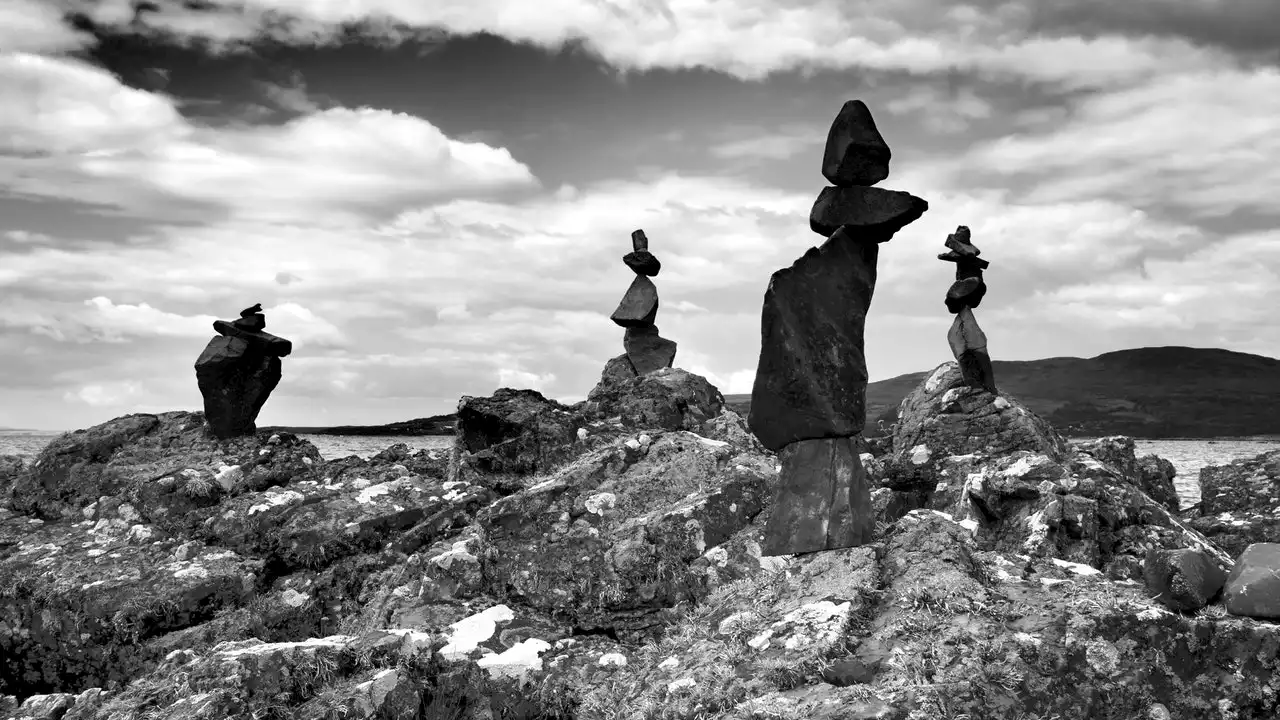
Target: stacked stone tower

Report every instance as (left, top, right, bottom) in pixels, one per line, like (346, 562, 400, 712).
(606, 229, 677, 377)
(938, 226, 996, 392)
(195, 303, 292, 439)
(749, 100, 928, 556)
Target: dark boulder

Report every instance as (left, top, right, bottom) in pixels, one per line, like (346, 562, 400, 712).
(195, 336, 282, 439)
(1143, 547, 1228, 612)
(749, 228, 879, 452)
(809, 186, 929, 240)
(821, 99, 891, 187)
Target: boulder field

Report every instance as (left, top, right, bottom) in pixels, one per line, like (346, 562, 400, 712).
(0, 366, 1277, 720)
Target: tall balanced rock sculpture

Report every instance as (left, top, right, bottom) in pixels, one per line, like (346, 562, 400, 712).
(938, 226, 996, 393)
(750, 100, 928, 556)
(194, 303, 292, 439)
(607, 229, 677, 376)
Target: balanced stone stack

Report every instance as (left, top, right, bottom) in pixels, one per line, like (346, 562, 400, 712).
(750, 100, 928, 556)
(194, 303, 293, 439)
(938, 226, 996, 393)
(606, 229, 677, 377)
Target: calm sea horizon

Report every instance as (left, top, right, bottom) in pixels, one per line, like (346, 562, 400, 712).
(3, 431, 1278, 509)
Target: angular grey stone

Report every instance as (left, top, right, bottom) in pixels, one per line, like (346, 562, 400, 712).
(623, 325, 677, 375)
(1224, 543, 1280, 619)
(1143, 547, 1228, 612)
(809, 186, 929, 240)
(610, 275, 659, 328)
(821, 99, 891, 187)
(761, 436, 875, 556)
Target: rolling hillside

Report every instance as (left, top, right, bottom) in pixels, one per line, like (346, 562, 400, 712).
(724, 346, 1280, 439)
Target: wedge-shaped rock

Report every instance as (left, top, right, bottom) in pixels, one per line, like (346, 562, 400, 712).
(809, 186, 928, 240)
(749, 228, 878, 451)
(821, 99, 891, 187)
(196, 336, 283, 439)
(1224, 543, 1280, 618)
(211, 320, 292, 356)
(762, 436, 875, 555)
(623, 325, 677, 375)
(610, 275, 659, 327)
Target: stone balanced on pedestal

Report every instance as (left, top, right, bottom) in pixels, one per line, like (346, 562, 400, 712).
(606, 229, 677, 376)
(938, 226, 996, 393)
(194, 303, 293, 439)
(750, 100, 928, 556)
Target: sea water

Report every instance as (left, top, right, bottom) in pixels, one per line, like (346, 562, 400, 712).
(4, 431, 1278, 508)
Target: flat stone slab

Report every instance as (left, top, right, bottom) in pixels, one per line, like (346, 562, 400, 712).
(623, 325, 677, 375)
(809, 186, 928, 240)
(761, 436, 875, 555)
(821, 99, 891, 187)
(623, 251, 661, 277)
(610, 276, 659, 328)
(212, 320, 292, 357)
(1224, 542, 1280, 619)
(749, 227, 878, 452)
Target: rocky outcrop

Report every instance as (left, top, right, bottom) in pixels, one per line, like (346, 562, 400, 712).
(584, 368, 724, 434)
(1186, 449, 1280, 556)
(1077, 436, 1180, 512)
(195, 304, 293, 439)
(448, 389, 585, 492)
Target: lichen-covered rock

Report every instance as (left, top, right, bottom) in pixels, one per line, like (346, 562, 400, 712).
(7, 412, 322, 524)
(584, 367, 724, 434)
(1076, 436, 1179, 512)
(0, 508, 261, 698)
(891, 364, 1070, 488)
(449, 389, 585, 492)
(475, 430, 775, 640)
(1187, 449, 1280, 556)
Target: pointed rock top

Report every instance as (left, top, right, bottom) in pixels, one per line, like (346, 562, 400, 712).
(944, 226, 981, 257)
(240, 303, 263, 318)
(822, 100, 891, 187)
(631, 229, 649, 253)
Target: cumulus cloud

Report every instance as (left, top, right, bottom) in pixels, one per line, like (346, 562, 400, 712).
(0, 46, 537, 223)
(49, 0, 1244, 87)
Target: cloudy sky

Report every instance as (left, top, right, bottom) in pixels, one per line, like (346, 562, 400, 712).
(2, 0, 1278, 431)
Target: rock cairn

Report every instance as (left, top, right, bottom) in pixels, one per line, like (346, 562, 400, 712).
(606, 229, 677, 377)
(194, 303, 292, 439)
(938, 226, 996, 392)
(749, 100, 928, 556)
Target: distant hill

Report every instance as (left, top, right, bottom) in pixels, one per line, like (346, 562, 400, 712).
(262, 414, 456, 437)
(724, 346, 1280, 439)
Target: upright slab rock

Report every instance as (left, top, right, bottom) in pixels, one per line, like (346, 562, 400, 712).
(195, 304, 292, 439)
(749, 228, 879, 452)
(762, 437, 875, 555)
(751, 100, 926, 556)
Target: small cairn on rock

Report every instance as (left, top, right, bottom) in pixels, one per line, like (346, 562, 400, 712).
(938, 226, 996, 392)
(749, 99, 928, 556)
(194, 303, 292, 439)
(606, 229, 677, 377)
